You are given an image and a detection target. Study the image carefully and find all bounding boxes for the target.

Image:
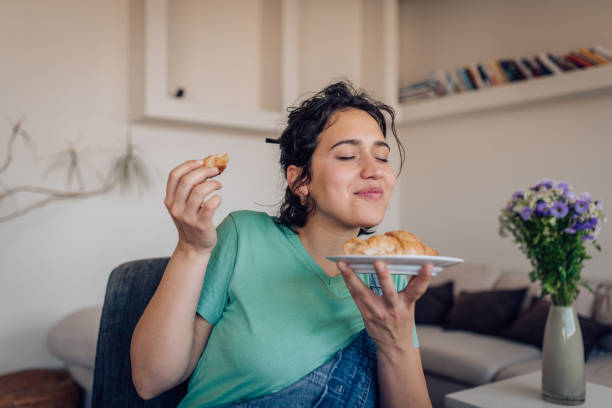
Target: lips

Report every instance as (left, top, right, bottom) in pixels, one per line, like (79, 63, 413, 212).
(355, 188, 383, 200)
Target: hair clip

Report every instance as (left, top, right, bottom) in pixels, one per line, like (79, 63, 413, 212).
(265, 138, 280, 144)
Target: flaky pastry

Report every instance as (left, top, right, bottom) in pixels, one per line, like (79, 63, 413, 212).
(343, 231, 438, 256)
(202, 153, 228, 174)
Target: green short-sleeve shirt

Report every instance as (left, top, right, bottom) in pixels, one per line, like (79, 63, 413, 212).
(178, 210, 418, 408)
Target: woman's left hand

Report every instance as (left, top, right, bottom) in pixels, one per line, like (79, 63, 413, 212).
(337, 260, 432, 356)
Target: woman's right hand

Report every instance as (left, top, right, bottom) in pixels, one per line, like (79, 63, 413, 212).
(165, 159, 223, 255)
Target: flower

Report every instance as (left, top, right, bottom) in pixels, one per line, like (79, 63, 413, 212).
(575, 200, 589, 214)
(499, 179, 605, 306)
(550, 201, 569, 218)
(520, 207, 532, 221)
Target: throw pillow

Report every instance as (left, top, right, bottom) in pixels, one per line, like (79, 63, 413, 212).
(499, 298, 612, 360)
(415, 281, 454, 325)
(443, 288, 528, 335)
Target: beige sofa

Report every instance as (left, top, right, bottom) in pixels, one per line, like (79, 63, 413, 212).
(47, 263, 612, 408)
(418, 263, 612, 408)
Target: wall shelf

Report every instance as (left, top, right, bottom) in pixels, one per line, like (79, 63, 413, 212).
(398, 65, 612, 125)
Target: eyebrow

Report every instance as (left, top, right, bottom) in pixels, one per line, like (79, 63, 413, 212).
(330, 139, 390, 151)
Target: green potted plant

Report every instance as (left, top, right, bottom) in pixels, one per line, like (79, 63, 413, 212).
(499, 180, 605, 405)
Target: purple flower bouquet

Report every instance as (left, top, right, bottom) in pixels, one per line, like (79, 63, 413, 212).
(499, 180, 606, 306)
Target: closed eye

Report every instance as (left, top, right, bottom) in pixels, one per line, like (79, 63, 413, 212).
(377, 157, 388, 163)
(338, 156, 355, 160)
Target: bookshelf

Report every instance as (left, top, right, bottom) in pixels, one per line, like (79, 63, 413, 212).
(398, 65, 612, 124)
(131, 0, 612, 131)
(396, 0, 612, 125)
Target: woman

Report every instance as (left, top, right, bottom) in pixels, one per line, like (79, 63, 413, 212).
(130, 81, 433, 407)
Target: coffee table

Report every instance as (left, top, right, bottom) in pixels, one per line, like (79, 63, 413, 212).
(445, 371, 612, 407)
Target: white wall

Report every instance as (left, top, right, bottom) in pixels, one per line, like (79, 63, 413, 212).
(0, 0, 400, 374)
(398, 91, 612, 278)
(0, 0, 283, 374)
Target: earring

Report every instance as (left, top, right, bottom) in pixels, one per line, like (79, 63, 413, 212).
(300, 194, 307, 206)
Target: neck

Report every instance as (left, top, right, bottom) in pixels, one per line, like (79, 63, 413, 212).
(296, 214, 360, 277)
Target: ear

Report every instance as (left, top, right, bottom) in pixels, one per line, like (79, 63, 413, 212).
(286, 165, 308, 196)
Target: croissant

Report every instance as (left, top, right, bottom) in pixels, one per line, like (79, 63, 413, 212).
(343, 231, 438, 256)
(202, 153, 228, 174)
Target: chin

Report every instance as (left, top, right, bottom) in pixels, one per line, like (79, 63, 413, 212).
(354, 214, 385, 229)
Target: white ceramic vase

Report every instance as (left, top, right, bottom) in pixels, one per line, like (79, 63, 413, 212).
(542, 305, 586, 405)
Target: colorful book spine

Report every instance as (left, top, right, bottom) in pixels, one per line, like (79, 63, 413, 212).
(465, 67, 479, 89)
(578, 48, 608, 65)
(547, 54, 573, 71)
(566, 53, 591, 68)
(521, 58, 541, 77)
(494, 60, 509, 83)
(534, 57, 553, 75)
(571, 51, 598, 66)
(469, 65, 484, 88)
(538, 53, 562, 74)
(592, 45, 612, 61)
(477, 64, 491, 86)
(458, 68, 474, 90)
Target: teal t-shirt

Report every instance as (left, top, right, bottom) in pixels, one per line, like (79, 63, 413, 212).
(178, 210, 418, 408)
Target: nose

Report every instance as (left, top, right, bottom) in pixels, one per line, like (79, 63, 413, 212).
(360, 154, 384, 179)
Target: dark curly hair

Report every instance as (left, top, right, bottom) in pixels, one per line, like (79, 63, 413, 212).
(274, 80, 405, 235)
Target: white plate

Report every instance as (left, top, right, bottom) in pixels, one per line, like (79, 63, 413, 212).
(325, 255, 464, 275)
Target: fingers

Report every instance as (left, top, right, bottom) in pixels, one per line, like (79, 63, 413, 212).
(165, 160, 219, 208)
(400, 263, 433, 304)
(166, 160, 204, 204)
(374, 261, 400, 307)
(337, 261, 373, 310)
(184, 178, 222, 215)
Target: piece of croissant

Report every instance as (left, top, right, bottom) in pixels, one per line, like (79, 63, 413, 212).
(202, 153, 228, 174)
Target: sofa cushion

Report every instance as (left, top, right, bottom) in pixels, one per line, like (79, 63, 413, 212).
(494, 271, 540, 310)
(430, 263, 502, 297)
(498, 298, 612, 359)
(417, 326, 541, 386)
(47, 306, 101, 369)
(493, 358, 541, 381)
(594, 283, 612, 325)
(415, 281, 454, 325)
(443, 288, 528, 335)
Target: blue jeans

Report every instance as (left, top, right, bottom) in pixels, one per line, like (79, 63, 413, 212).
(228, 330, 378, 408)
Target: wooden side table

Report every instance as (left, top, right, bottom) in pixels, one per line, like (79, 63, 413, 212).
(0, 369, 81, 408)
(445, 371, 612, 408)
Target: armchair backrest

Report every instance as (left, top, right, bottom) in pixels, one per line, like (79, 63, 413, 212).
(91, 258, 188, 407)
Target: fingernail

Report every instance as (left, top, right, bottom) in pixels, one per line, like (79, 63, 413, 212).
(337, 261, 347, 273)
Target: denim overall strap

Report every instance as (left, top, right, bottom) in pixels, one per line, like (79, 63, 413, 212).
(312, 330, 378, 408)
(368, 274, 383, 295)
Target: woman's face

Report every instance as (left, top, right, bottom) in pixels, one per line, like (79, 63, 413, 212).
(304, 108, 396, 230)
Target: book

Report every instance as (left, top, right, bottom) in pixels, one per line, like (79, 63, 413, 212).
(578, 47, 608, 65)
(514, 60, 531, 79)
(521, 58, 541, 77)
(592, 45, 612, 61)
(566, 53, 591, 68)
(477, 63, 491, 86)
(538, 53, 562, 74)
(450, 70, 466, 92)
(469, 65, 484, 88)
(458, 68, 474, 90)
(486, 61, 501, 85)
(534, 57, 553, 75)
(547, 54, 574, 72)
(465, 67, 480, 89)
(563, 56, 583, 70)
(494, 60, 509, 83)
(499, 60, 527, 81)
(571, 51, 599, 66)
